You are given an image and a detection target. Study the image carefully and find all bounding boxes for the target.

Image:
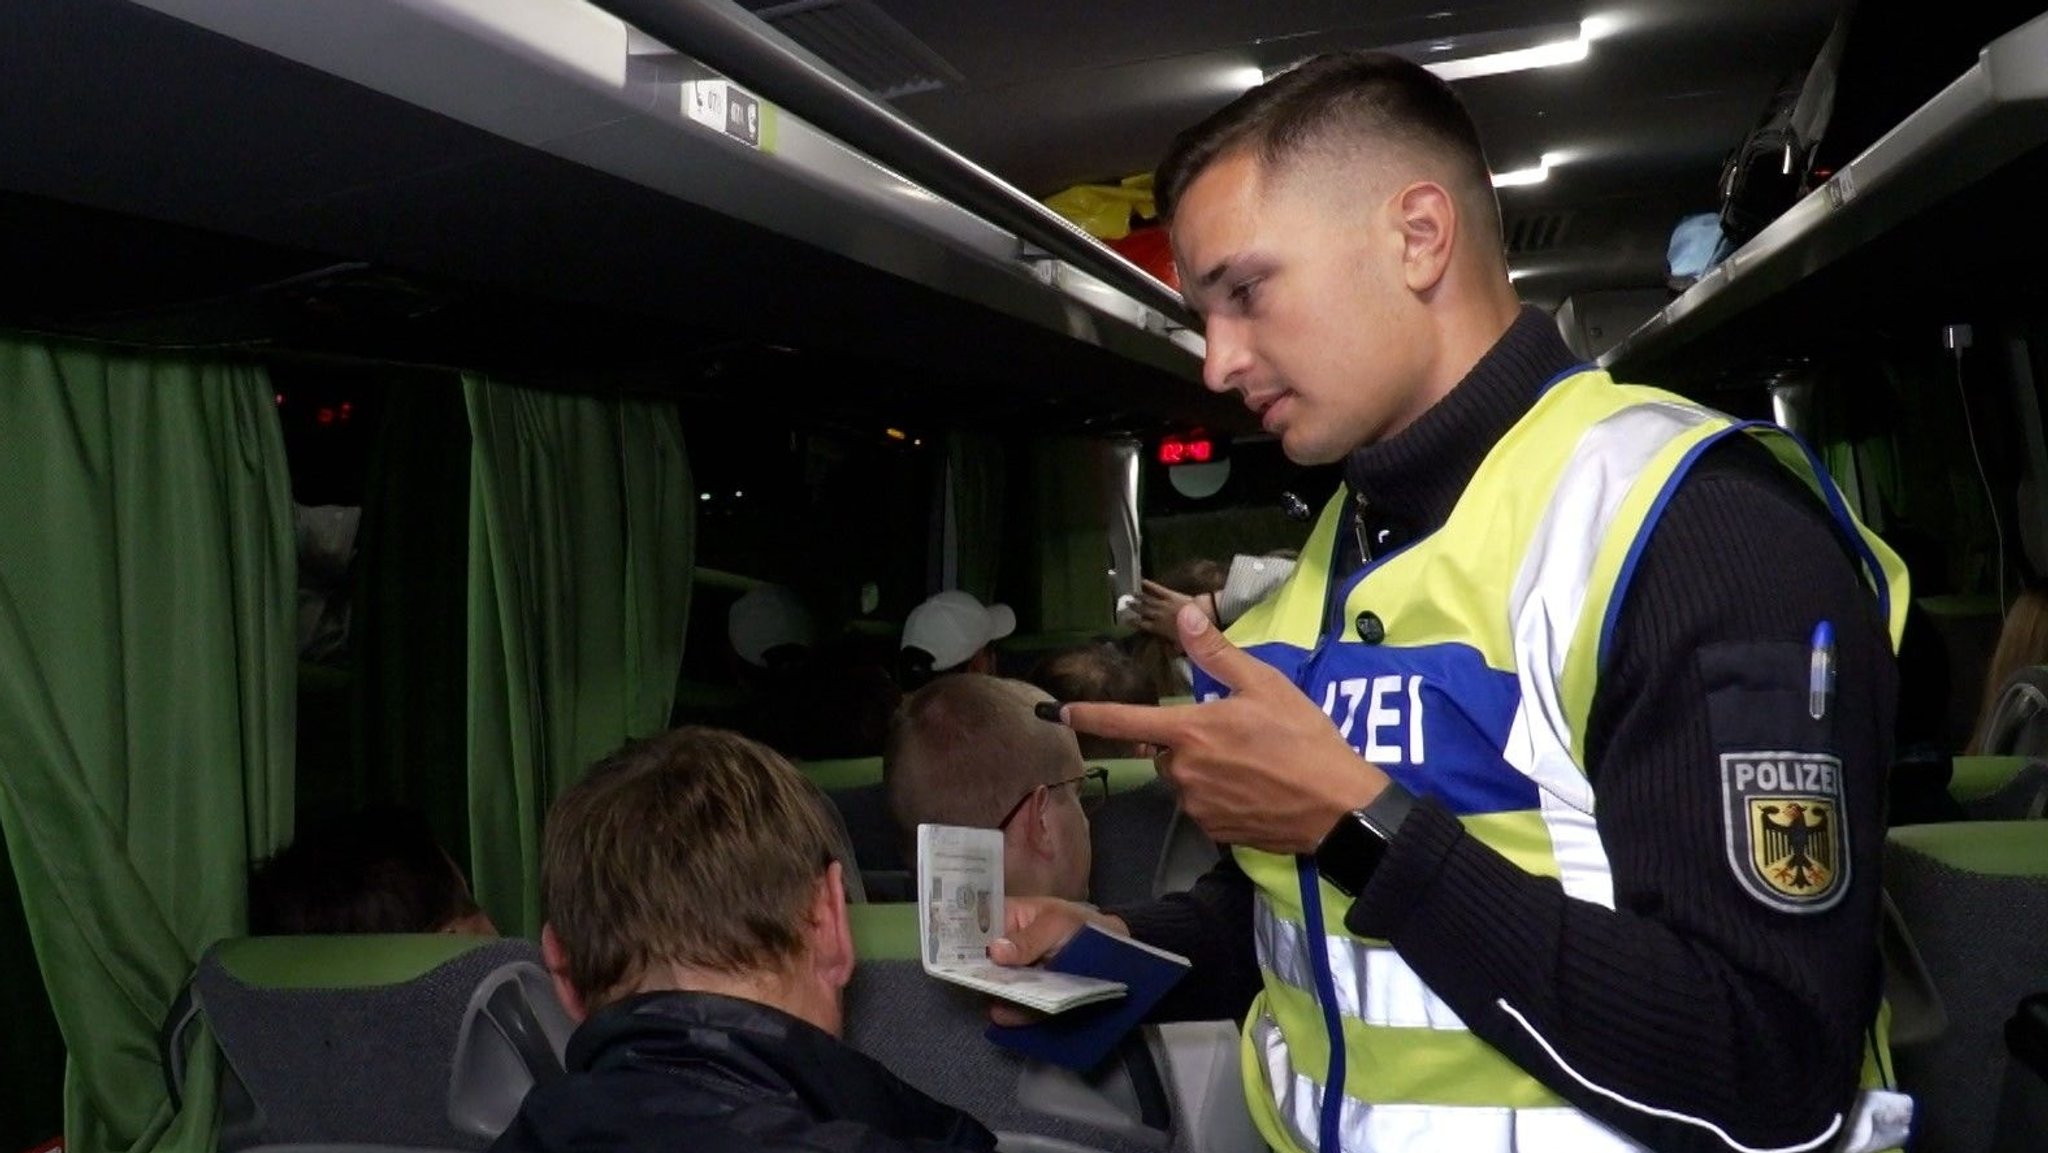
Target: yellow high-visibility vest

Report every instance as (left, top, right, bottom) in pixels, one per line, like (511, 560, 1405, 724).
(1215, 370, 1913, 1153)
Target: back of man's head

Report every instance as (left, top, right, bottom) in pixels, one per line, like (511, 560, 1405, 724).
(249, 806, 489, 937)
(541, 727, 844, 1018)
(1029, 645, 1157, 759)
(1155, 50, 1501, 258)
(884, 675, 1092, 900)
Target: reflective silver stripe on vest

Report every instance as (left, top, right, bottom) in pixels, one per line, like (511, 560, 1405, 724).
(1252, 1012, 1648, 1153)
(1255, 896, 1467, 1030)
(1503, 400, 1717, 908)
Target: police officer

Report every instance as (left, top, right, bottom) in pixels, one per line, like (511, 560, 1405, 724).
(994, 52, 1912, 1153)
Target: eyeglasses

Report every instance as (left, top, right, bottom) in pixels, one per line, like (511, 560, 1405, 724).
(996, 767, 1110, 830)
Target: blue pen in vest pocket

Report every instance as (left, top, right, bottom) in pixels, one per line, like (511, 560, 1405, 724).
(1809, 620, 1836, 721)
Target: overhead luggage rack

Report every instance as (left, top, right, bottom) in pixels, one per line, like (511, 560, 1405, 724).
(12, 0, 1221, 426)
(1604, 11, 2048, 385)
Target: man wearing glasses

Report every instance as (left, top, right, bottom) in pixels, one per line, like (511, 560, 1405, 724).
(884, 676, 1105, 902)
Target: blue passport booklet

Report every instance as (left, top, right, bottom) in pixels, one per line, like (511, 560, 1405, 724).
(985, 923, 1191, 1072)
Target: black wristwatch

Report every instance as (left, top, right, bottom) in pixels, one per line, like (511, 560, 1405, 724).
(1313, 780, 1417, 898)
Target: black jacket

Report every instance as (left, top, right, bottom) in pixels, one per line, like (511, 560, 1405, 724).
(492, 991, 997, 1153)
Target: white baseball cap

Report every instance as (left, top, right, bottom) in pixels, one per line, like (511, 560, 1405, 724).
(728, 585, 815, 668)
(901, 590, 1016, 671)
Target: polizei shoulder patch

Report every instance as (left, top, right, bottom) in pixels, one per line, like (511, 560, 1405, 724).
(1720, 751, 1849, 913)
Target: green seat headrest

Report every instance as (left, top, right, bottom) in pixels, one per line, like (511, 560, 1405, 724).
(209, 934, 498, 989)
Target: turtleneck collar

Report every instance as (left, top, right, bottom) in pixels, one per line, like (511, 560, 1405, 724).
(1340, 305, 1585, 536)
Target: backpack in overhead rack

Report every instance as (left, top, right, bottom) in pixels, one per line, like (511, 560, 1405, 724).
(1717, 10, 1851, 249)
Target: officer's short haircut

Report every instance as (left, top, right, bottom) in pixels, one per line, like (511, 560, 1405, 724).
(884, 675, 1081, 863)
(542, 726, 838, 1011)
(1155, 50, 1499, 248)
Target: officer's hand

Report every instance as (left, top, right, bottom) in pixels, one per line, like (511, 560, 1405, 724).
(1062, 604, 1389, 855)
(985, 897, 1129, 1027)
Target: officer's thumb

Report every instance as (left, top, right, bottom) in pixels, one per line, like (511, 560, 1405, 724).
(1177, 602, 1263, 693)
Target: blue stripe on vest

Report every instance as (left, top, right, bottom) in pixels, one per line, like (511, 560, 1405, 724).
(1597, 421, 1892, 671)
(1199, 641, 1540, 816)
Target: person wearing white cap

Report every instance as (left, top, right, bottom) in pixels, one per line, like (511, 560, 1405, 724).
(728, 585, 815, 670)
(899, 590, 1015, 688)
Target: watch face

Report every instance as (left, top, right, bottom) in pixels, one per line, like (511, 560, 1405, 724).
(1315, 811, 1390, 899)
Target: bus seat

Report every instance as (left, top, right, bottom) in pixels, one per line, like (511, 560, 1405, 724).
(1993, 994, 2048, 1153)
(1090, 766, 1178, 908)
(177, 935, 571, 1152)
(815, 784, 869, 904)
(1948, 756, 2048, 821)
(845, 903, 1168, 1153)
(1087, 757, 1218, 902)
(1975, 666, 2048, 759)
(1918, 595, 2003, 751)
(1884, 822, 2048, 1153)
(1152, 808, 1220, 899)
(1145, 1021, 1262, 1153)
(1879, 891, 1947, 1048)
(807, 756, 901, 877)
(802, 755, 886, 791)
(829, 782, 907, 874)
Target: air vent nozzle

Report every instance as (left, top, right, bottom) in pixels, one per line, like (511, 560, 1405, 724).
(1505, 212, 1571, 254)
(755, 0, 964, 100)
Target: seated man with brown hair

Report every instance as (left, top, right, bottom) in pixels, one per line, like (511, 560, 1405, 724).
(884, 675, 1100, 903)
(493, 727, 994, 1153)
(248, 805, 496, 936)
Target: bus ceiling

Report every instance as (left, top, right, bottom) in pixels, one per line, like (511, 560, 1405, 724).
(0, 0, 1234, 435)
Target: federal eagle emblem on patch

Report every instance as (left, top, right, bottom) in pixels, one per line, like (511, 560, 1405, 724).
(1720, 752, 1849, 913)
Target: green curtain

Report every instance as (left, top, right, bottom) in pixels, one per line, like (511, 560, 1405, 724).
(463, 378, 694, 937)
(0, 335, 295, 1152)
(947, 433, 1005, 604)
(1811, 370, 1906, 533)
(1026, 437, 1114, 633)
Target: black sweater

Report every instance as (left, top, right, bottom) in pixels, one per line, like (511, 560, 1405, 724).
(1113, 307, 1897, 1153)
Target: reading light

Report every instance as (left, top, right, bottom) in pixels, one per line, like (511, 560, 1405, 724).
(1491, 152, 1568, 188)
(1225, 65, 1267, 92)
(1268, 14, 1617, 88)
(1426, 31, 1588, 82)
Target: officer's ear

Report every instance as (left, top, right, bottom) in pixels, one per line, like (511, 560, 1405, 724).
(1394, 180, 1458, 294)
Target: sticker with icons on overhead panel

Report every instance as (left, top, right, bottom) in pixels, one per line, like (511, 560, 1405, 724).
(683, 80, 773, 151)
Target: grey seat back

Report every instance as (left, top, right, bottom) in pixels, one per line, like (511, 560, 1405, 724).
(1145, 1022, 1261, 1153)
(1091, 779, 1180, 909)
(829, 782, 908, 874)
(845, 904, 1166, 1153)
(1884, 823, 2048, 1153)
(1977, 665, 2048, 758)
(1151, 808, 1220, 899)
(1993, 994, 2048, 1153)
(190, 935, 572, 1152)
